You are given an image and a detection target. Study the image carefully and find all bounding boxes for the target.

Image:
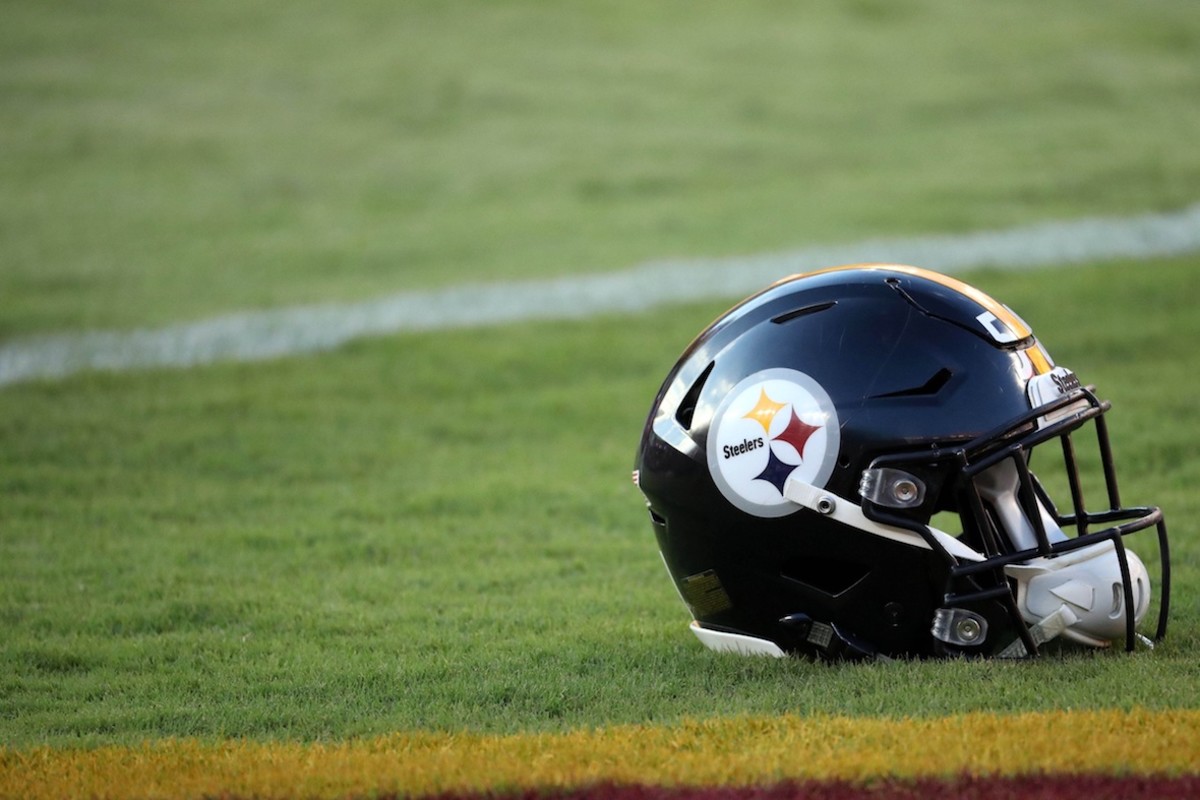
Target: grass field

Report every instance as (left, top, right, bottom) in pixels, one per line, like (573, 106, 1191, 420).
(2, 257, 1198, 748)
(2, 0, 1200, 793)
(3, 0, 1200, 335)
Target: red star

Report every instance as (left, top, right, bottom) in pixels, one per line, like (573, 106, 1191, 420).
(773, 409, 820, 461)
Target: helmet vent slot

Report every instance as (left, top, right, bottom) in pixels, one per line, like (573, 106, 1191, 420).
(771, 300, 837, 325)
(675, 361, 714, 430)
(780, 556, 870, 597)
(871, 367, 953, 399)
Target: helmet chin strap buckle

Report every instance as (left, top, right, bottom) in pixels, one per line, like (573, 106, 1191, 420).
(997, 604, 1079, 659)
(779, 613, 891, 662)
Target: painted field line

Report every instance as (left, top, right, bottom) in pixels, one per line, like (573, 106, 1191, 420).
(2, 203, 1200, 387)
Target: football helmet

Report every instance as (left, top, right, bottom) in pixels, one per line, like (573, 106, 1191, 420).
(634, 265, 1169, 659)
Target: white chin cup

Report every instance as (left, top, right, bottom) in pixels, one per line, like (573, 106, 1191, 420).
(1005, 540, 1151, 647)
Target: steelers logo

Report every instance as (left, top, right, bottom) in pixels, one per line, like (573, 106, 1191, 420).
(707, 368, 840, 518)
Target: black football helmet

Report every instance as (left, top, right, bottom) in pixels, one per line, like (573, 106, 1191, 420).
(634, 265, 1169, 660)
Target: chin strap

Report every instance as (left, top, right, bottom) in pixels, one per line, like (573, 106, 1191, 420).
(996, 604, 1080, 659)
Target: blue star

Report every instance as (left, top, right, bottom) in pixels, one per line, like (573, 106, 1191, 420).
(754, 446, 799, 496)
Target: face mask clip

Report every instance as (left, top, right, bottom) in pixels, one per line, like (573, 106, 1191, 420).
(860, 468, 926, 509)
(932, 607, 989, 647)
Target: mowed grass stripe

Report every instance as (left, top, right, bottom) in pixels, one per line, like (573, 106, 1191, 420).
(3, 202, 1200, 387)
(3, 709, 1197, 799)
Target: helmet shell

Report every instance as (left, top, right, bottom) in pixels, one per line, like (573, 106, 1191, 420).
(635, 265, 1054, 657)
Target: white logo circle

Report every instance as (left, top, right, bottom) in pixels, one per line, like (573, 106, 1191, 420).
(707, 368, 840, 518)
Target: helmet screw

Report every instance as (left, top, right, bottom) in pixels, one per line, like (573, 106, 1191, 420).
(955, 617, 982, 643)
(815, 496, 836, 515)
(892, 479, 919, 504)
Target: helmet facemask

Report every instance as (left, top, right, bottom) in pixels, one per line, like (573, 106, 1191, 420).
(862, 383, 1170, 657)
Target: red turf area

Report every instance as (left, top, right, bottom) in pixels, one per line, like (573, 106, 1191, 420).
(419, 775, 1200, 800)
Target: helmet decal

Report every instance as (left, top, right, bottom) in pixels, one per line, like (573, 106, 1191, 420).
(975, 310, 1022, 344)
(707, 368, 840, 517)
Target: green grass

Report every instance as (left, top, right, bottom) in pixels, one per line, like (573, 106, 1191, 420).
(2, 0, 1199, 335)
(1, 258, 1198, 748)
(2, 0, 1199, 753)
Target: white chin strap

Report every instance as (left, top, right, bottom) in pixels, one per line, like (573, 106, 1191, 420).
(977, 461, 1151, 651)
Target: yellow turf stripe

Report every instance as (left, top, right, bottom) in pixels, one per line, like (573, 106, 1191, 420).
(3, 709, 1198, 799)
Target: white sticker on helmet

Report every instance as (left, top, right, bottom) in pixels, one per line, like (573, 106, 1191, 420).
(976, 310, 1021, 343)
(1027, 366, 1088, 427)
(707, 368, 840, 517)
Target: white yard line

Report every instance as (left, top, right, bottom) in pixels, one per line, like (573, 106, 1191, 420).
(3, 203, 1200, 387)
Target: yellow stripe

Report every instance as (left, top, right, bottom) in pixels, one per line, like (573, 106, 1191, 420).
(797, 264, 1055, 375)
(793, 263, 1034, 338)
(878, 265, 1033, 339)
(1025, 342, 1053, 375)
(3, 710, 1198, 799)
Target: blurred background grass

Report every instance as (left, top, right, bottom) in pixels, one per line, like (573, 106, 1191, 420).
(1, 0, 1198, 749)
(2, 0, 1198, 334)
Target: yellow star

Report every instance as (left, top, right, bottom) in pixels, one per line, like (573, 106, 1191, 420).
(742, 388, 786, 434)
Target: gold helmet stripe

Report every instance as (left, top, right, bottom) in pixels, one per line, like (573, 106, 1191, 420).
(790, 264, 1053, 374)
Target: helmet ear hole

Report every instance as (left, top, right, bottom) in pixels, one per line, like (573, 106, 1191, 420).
(930, 511, 962, 535)
(675, 361, 714, 430)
